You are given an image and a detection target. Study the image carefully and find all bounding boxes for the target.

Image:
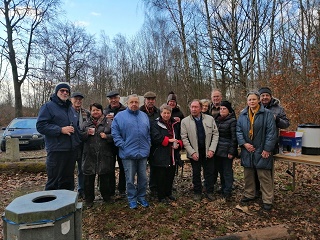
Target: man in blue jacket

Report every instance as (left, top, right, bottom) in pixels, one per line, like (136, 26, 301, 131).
(37, 82, 81, 191)
(111, 94, 151, 209)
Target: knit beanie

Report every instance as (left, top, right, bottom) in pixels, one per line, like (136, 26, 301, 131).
(220, 100, 233, 113)
(167, 91, 177, 103)
(55, 82, 71, 95)
(258, 87, 272, 96)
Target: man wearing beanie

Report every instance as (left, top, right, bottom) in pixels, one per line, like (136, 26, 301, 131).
(253, 87, 290, 198)
(167, 91, 185, 122)
(258, 87, 290, 131)
(37, 82, 81, 191)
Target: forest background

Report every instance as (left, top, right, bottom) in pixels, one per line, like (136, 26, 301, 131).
(0, 0, 319, 129)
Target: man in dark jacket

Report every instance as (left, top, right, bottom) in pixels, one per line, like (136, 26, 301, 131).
(259, 87, 290, 132)
(140, 91, 160, 198)
(71, 92, 90, 199)
(254, 87, 290, 197)
(104, 90, 127, 197)
(37, 82, 81, 190)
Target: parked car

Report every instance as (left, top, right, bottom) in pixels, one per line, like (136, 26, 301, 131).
(1, 117, 45, 152)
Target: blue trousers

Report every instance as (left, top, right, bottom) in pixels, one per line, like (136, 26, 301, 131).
(122, 158, 148, 202)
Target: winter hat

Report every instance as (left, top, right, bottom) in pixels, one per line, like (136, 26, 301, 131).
(220, 100, 233, 113)
(143, 91, 157, 98)
(258, 87, 272, 96)
(55, 82, 71, 95)
(167, 91, 177, 103)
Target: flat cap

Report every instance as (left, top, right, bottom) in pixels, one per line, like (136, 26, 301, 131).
(106, 90, 119, 98)
(143, 91, 156, 98)
(71, 92, 84, 98)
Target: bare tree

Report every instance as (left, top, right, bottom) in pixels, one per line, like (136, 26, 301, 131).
(0, 0, 60, 117)
(38, 20, 95, 85)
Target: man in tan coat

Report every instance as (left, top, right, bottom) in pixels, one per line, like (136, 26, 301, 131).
(181, 99, 219, 201)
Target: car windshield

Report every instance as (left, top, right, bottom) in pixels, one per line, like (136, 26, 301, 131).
(8, 118, 37, 129)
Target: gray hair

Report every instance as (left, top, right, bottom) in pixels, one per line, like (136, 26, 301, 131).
(200, 99, 210, 105)
(159, 104, 172, 113)
(126, 94, 139, 103)
(246, 91, 260, 98)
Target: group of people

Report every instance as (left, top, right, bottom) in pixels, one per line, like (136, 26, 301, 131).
(36, 82, 289, 211)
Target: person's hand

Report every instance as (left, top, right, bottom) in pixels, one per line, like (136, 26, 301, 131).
(228, 154, 233, 159)
(106, 113, 114, 120)
(261, 150, 270, 158)
(173, 117, 181, 122)
(244, 143, 255, 153)
(207, 150, 214, 158)
(88, 128, 95, 135)
(100, 132, 107, 139)
(61, 126, 74, 136)
(191, 152, 199, 161)
(169, 138, 179, 149)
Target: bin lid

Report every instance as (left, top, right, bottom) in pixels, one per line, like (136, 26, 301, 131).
(298, 123, 320, 128)
(4, 190, 78, 224)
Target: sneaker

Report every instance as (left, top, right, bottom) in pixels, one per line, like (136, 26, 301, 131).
(193, 194, 202, 202)
(129, 201, 138, 209)
(262, 203, 272, 211)
(137, 199, 149, 208)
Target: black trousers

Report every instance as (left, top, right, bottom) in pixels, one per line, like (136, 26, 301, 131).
(45, 151, 76, 191)
(190, 149, 215, 194)
(110, 156, 126, 194)
(84, 174, 112, 203)
(153, 165, 176, 200)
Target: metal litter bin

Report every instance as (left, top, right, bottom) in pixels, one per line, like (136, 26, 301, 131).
(2, 190, 82, 240)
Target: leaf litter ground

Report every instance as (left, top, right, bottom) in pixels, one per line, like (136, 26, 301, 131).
(0, 150, 320, 239)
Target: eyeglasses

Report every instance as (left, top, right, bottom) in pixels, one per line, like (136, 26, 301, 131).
(59, 89, 70, 94)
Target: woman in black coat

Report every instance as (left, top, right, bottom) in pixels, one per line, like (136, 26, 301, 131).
(214, 101, 238, 199)
(81, 103, 115, 208)
(150, 104, 183, 204)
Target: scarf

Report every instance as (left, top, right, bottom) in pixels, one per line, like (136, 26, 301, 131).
(91, 114, 105, 127)
(248, 105, 260, 140)
(159, 117, 174, 138)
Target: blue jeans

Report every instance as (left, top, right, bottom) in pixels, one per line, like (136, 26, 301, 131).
(122, 158, 148, 202)
(75, 146, 84, 193)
